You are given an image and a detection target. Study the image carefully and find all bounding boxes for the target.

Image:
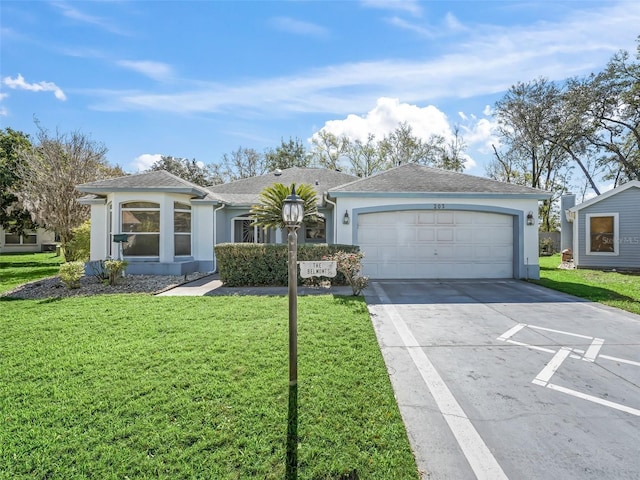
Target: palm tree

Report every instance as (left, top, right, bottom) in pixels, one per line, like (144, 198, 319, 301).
(250, 183, 318, 231)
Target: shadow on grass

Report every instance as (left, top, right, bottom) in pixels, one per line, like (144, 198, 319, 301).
(286, 383, 297, 480)
(532, 277, 639, 304)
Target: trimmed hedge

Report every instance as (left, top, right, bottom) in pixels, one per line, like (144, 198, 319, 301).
(215, 243, 360, 287)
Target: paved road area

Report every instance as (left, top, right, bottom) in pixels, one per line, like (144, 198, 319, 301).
(365, 280, 640, 480)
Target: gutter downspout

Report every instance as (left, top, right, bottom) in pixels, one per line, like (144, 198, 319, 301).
(213, 203, 226, 272)
(323, 192, 337, 244)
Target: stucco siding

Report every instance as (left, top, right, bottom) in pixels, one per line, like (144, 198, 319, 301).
(575, 188, 640, 269)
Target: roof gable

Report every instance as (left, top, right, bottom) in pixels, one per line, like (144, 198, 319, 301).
(569, 180, 640, 212)
(207, 167, 358, 205)
(328, 163, 550, 197)
(76, 170, 214, 199)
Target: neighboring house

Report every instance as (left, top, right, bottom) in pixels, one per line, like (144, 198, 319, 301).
(76, 164, 550, 279)
(0, 226, 56, 253)
(561, 181, 640, 270)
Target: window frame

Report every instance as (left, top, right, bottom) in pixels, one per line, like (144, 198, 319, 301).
(585, 212, 619, 256)
(120, 201, 161, 257)
(4, 231, 37, 245)
(304, 216, 327, 243)
(174, 201, 192, 257)
(232, 217, 266, 243)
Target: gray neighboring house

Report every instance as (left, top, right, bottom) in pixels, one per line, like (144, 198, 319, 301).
(561, 180, 640, 270)
(76, 164, 550, 279)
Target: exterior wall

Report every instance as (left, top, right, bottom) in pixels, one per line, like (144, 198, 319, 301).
(87, 192, 215, 274)
(333, 195, 543, 279)
(573, 188, 640, 269)
(0, 227, 56, 253)
(560, 194, 576, 252)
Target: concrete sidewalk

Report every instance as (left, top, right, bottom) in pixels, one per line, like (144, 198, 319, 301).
(157, 274, 354, 296)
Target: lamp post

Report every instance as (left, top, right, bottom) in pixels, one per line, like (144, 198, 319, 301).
(283, 185, 303, 480)
(282, 185, 304, 386)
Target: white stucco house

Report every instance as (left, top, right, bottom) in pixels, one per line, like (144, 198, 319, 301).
(76, 164, 550, 279)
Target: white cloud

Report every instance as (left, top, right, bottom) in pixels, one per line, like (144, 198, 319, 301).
(386, 16, 432, 37)
(3, 74, 66, 100)
(90, 1, 640, 118)
(269, 17, 329, 38)
(117, 60, 174, 82)
(132, 153, 162, 172)
(51, 1, 128, 35)
(360, 0, 422, 17)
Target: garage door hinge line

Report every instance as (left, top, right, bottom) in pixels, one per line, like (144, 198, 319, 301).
(372, 282, 509, 480)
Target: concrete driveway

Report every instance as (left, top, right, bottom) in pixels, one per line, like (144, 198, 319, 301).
(365, 280, 640, 480)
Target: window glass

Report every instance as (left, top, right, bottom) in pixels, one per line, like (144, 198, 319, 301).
(23, 233, 37, 244)
(121, 202, 160, 256)
(589, 216, 615, 253)
(174, 202, 191, 255)
(5, 233, 20, 244)
(305, 218, 326, 241)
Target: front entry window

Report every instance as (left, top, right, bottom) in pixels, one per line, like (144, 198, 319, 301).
(586, 213, 618, 255)
(233, 218, 265, 243)
(121, 202, 160, 256)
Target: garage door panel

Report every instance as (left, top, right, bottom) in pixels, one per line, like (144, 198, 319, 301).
(358, 209, 515, 279)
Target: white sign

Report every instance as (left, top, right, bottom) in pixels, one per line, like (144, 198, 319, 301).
(299, 261, 337, 278)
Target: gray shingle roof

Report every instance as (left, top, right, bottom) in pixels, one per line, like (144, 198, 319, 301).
(328, 163, 550, 196)
(76, 170, 215, 199)
(207, 167, 359, 205)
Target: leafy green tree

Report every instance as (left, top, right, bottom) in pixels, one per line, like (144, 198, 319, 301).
(378, 122, 445, 168)
(309, 131, 349, 171)
(344, 134, 385, 177)
(565, 39, 640, 185)
(0, 128, 36, 234)
(264, 137, 310, 171)
(250, 183, 318, 232)
(148, 155, 220, 186)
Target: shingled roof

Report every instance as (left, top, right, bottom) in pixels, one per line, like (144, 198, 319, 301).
(207, 167, 358, 205)
(328, 163, 550, 197)
(76, 170, 215, 199)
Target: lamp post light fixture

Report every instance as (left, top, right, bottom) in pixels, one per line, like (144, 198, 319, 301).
(282, 185, 304, 387)
(343, 210, 350, 225)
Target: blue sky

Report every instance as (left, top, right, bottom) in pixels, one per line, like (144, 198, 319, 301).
(1, 1, 639, 180)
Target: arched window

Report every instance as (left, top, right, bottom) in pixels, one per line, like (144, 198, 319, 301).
(174, 202, 191, 256)
(121, 202, 160, 256)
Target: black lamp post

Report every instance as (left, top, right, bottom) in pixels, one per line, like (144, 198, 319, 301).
(283, 185, 303, 479)
(282, 185, 304, 386)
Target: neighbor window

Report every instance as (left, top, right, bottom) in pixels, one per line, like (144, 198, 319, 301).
(4, 231, 37, 245)
(121, 201, 160, 256)
(305, 217, 326, 242)
(174, 202, 191, 256)
(586, 213, 618, 255)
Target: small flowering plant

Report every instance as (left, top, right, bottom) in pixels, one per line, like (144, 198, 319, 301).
(324, 251, 369, 295)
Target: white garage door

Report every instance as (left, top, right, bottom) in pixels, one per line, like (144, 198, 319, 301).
(357, 210, 514, 279)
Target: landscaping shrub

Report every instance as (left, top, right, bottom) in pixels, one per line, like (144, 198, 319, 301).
(59, 261, 85, 289)
(326, 250, 369, 295)
(104, 259, 128, 286)
(215, 243, 360, 287)
(64, 220, 91, 262)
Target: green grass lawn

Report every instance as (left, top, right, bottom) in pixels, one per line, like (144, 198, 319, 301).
(0, 252, 63, 294)
(533, 254, 640, 315)
(0, 294, 419, 479)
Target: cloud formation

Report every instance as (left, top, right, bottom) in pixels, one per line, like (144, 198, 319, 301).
(90, 1, 640, 117)
(269, 17, 329, 38)
(51, 1, 128, 35)
(3, 74, 67, 101)
(117, 61, 175, 82)
(132, 153, 162, 172)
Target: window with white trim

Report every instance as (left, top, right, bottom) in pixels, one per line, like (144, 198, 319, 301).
(121, 202, 160, 256)
(174, 202, 191, 256)
(586, 213, 618, 255)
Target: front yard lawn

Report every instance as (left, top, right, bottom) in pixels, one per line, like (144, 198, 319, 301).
(0, 252, 63, 294)
(0, 294, 418, 479)
(533, 254, 640, 315)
